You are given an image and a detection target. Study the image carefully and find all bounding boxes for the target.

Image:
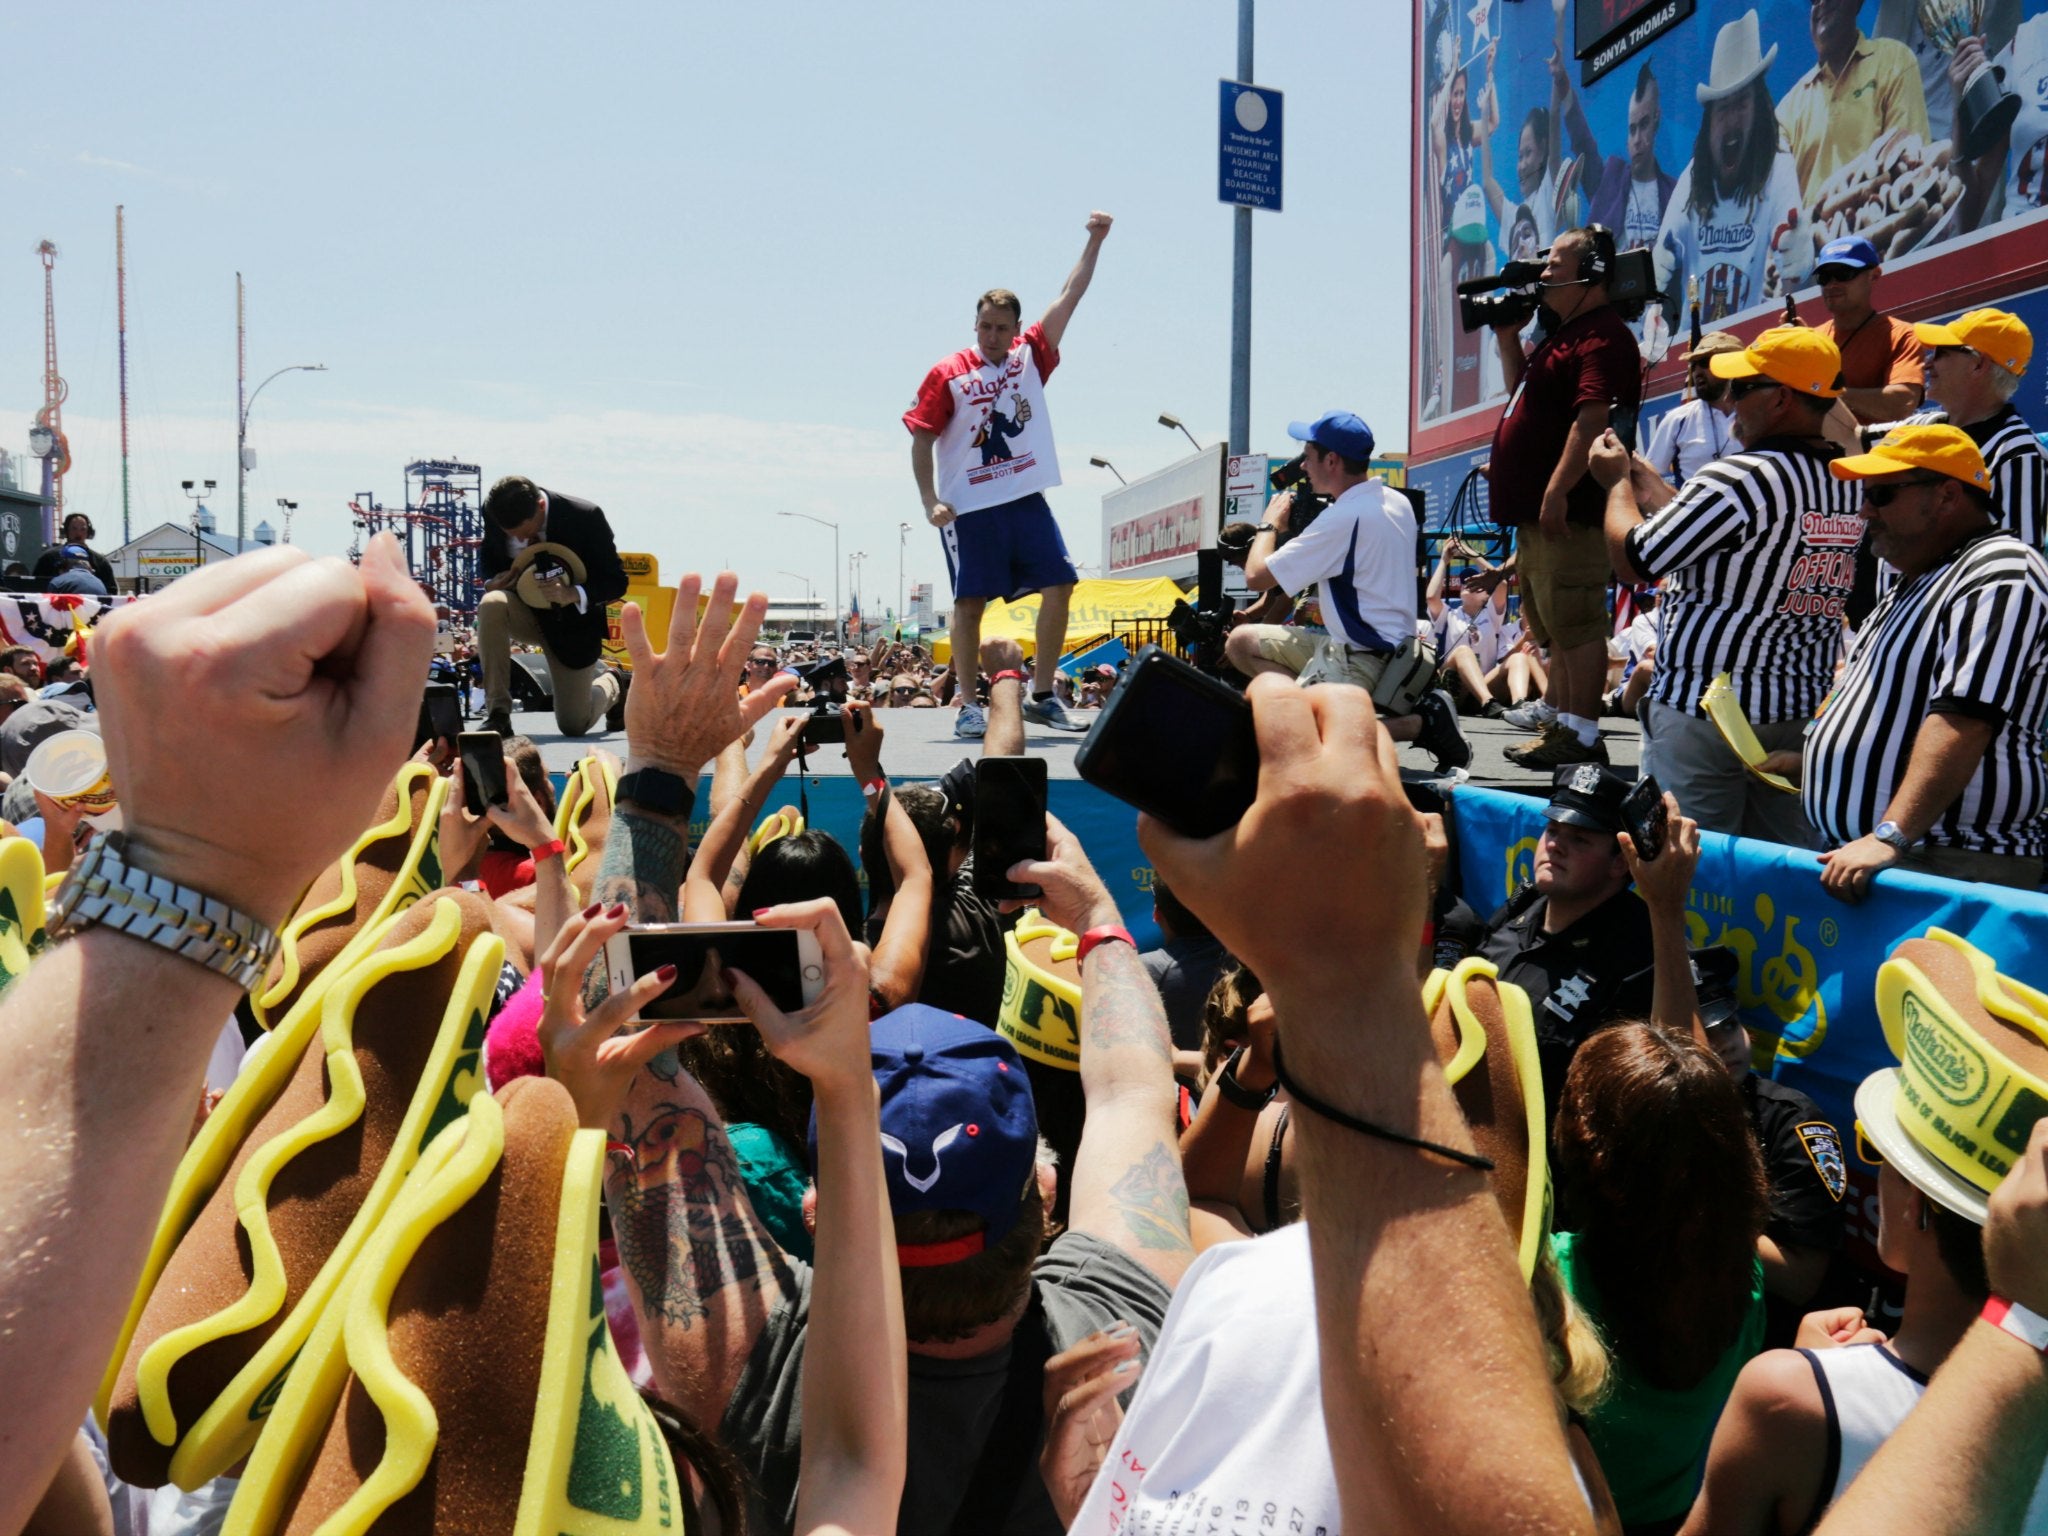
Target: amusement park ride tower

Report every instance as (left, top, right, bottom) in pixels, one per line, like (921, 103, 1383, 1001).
(348, 460, 486, 614)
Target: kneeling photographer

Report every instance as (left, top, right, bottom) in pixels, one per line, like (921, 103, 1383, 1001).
(1223, 410, 1471, 774)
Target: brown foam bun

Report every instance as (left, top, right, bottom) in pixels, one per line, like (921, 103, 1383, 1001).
(254, 763, 448, 1030)
(1891, 935, 2048, 1081)
(103, 889, 501, 1489)
(1426, 958, 1548, 1280)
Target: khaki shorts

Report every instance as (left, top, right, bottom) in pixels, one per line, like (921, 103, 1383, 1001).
(1243, 625, 1434, 713)
(1516, 522, 1612, 650)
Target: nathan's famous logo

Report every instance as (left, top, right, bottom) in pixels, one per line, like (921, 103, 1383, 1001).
(1900, 990, 1990, 1107)
(1686, 889, 1826, 1060)
(1800, 512, 1865, 548)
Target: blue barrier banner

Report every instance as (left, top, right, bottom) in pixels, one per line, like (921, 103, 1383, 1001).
(548, 771, 1163, 949)
(1450, 783, 2048, 1145)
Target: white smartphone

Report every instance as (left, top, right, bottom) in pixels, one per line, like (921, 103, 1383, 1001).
(602, 922, 826, 1022)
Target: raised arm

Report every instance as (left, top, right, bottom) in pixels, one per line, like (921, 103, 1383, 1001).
(1143, 676, 1593, 1536)
(841, 704, 933, 1012)
(981, 635, 1029, 757)
(681, 715, 806, 919)
(0, 536, 434, 1534)
(1038, 211, 1113, 352)
(1620, 795, 1710, 1051)
(1010, 817, 1195, 1291)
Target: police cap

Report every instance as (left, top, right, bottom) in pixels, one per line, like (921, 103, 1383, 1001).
(1544, 764, 1629, 834)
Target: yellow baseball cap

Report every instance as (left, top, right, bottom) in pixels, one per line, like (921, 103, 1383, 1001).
(1913, 308, 2034, 375)
(1708, 326, 1843, 397)
(1830, 423, 1991, 490)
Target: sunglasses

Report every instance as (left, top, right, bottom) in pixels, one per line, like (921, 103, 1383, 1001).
(1862, 474, 1946, 508)
(1855, 1119, 1885, 1167)
(1923, 345, 1974, 364)
(746, 656, 777, 667)
(1727, 376, 1783, 399)
(1815, 264, 1865, 284)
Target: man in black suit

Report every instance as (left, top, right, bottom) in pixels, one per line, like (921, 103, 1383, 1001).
(476, 476, 628, 736)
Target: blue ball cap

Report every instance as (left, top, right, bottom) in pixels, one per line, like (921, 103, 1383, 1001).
(1816, 236, 1882, 271)
(823, 1004, 1039, 1252)
(1287, 411, 1376, 463)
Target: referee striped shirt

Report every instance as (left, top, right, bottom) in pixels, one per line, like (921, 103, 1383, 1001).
(1803, 529, 2048, 858)
(1908, 405, 2048, 548)
(1624, 437, 1861, 722)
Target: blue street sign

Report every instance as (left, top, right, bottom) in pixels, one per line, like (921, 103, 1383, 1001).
(1218, 80, 1283, 211)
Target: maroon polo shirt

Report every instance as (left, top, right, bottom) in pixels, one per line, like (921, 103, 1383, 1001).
(1486, 304, 1641, 526)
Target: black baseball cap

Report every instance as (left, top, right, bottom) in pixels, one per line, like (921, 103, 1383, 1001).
(1544, 764, 1629, 834)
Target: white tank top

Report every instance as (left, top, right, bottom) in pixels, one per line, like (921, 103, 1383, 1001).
(1803, 1343, 2048, 1532)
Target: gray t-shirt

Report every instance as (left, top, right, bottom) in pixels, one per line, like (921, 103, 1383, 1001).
(1141, 935, 1229, 1053)
(721, 1230, 1173, 1536)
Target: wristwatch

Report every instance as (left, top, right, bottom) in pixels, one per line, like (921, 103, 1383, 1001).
(1873, 820, 1915, 852)
(616, 766, 693, 816)
(1252, 524, 1280, 538)
(46, 833, 281, 992)
(1216, 1045, 1278, 1111)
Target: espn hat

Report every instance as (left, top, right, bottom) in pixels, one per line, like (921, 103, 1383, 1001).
(1816, 236, 1883, 271)
(1681, 330, 1746, 363)
(845, 1005, 1040, 1260)
(1710, 326, 1844, 397)
(1287, 411, 1376, 463)
(1544, 763, 1629, 834)
(1913, 308, 2034, 375)
(1829, 423, 1991, 491)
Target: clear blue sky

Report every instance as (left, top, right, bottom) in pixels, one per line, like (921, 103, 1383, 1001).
(4, 0, 1412, 613)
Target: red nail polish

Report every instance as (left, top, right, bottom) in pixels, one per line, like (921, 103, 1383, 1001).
(751, 908, 772, 919)
(656, 964, 678, 981)
(582, 902, 602, 919)
(607, 903, 627, 919)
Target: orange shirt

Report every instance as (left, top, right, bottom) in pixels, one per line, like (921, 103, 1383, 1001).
(1820, 311, 1924, 421)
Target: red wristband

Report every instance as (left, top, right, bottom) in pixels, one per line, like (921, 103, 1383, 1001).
(531, 838, 567, 862)
(863, 777, 888, 796)
(991, 669, 1028, 685)
(1983, 1295, 2048, 1351)
(1075, 924, 1136, 965)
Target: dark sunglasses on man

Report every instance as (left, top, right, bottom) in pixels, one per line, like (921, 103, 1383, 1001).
(1861, 475, 1948, 508)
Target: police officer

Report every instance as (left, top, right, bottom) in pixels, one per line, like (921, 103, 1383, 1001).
(1696, 944, 1848, 1345)
(1478, 765, 1657, 1125)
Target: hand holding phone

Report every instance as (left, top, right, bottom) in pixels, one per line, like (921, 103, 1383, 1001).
(972, 756, 1048, 900)
(1075, 646, 1257, 838)
(1620, 774, 1668, 862)
(602, 921, 825, 1023)
(457, 731, 510, 816)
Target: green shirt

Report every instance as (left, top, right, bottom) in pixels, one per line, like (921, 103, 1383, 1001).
(727, 1122, 814, 1264)
(1552, 1229, 1765, 1525)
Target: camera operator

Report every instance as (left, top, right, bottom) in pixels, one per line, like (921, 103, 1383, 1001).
(1484, 225, 1643, 771)
(1224, 412, 1471, 773)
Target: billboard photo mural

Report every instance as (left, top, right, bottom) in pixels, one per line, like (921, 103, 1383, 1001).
(1412, 0, 2048, 452)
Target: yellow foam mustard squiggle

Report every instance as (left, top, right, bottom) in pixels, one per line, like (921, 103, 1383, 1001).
(0, 835, 50, 993)
(555, 754, 617, 877)
(255, 762, 445, 1025)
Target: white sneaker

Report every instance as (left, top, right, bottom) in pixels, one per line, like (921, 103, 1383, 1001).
(954, 702, 987, 741)
(1501, 699, 1557, 731)
(1021, 694, 1086, 731)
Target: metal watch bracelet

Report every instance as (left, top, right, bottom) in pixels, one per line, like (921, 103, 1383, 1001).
(46, 833, 282, 992)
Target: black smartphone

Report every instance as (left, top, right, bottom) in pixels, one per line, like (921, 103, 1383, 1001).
(972, 756, 1049, 901)
(458, 731, 509, 816)
(415, 683, 462, 752)
(602, 923, 825, 1022)
(1621, 774, 1668, 861)
(1075, 646, 1257, 839)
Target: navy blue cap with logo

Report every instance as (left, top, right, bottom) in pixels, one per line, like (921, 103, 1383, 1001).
(813, 1004, 1040, 1261)
(1286, 411, 1376, 463)
(1816, 236, 1882, 272)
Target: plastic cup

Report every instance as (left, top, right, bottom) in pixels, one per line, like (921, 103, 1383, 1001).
(24, 728, 122, 831)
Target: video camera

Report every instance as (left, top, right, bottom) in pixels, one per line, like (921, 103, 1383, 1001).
(1455, 243, 1659, 334)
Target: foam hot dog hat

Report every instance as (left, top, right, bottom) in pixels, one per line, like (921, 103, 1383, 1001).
(553, 751, 620, 904)
(253, 761, 448, 1030)
(996, 908, 1083, 1072)
(1426, 957, 1549, 1281)
(98, 889, 502, 1489)
(0, 833, 49, 992)
(1864, 927, 2048, 1223)
(222, 1076, 684, 1534)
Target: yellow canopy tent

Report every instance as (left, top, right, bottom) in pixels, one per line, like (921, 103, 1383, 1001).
(927, 576, 1187, 663)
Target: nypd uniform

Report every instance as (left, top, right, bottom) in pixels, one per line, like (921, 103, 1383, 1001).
(1477, 765, 1655, 1126)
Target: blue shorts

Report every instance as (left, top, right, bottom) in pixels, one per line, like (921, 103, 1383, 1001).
(941, 492, 1079, 603)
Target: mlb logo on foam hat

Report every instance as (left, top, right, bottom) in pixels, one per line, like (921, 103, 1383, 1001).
(840, 1005, 1040, 1259)
(1287, 411, 1376, 462)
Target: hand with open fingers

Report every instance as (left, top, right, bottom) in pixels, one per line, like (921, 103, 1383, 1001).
(537, 903, 702, 1130)
(729, 897, 874, 1098)
(437, 761, 490, 877)
(1795, 1306, 1888, 1351)
(1587, 429, 1631, 489)
(1039, 1323, 1142, 1527)
(619, 571, 797, 781)
(1619, 793, 1698, 913)
(1001, 813, 1122, 936)
(1818, 834, 1898, 905)
(486, 759, 558, 849)
(842, 701, 886, 783)
(1141, 674, 1427, 1008)
(1985, 1118, 2048, 1317)
(92, 532, 436, 924)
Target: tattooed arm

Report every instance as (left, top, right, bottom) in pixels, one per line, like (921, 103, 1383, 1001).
(1009, 815, 1195, 1289)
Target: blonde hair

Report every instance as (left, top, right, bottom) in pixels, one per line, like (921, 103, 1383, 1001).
(1531, 1248, 1611, 1417)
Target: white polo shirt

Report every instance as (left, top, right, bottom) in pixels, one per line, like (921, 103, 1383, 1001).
(1264, 479, 1419, 652)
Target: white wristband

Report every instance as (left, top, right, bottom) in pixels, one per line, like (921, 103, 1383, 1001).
(1983, 1295, 2048, 1352)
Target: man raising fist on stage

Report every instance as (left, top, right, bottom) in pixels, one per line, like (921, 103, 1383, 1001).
(906, 211, 1112, 739)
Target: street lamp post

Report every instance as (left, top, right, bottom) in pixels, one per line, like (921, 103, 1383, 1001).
(777, 569, 815, 629)
(238, 363, 326, 548)
(776, 511, 839, 643)
(180, 478, 217, 583)
(1157, 414, 1204, 453)
(898, 521, 910, 639)
(276, 497, 298, 544)
(1088, 455, 1129, 485)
